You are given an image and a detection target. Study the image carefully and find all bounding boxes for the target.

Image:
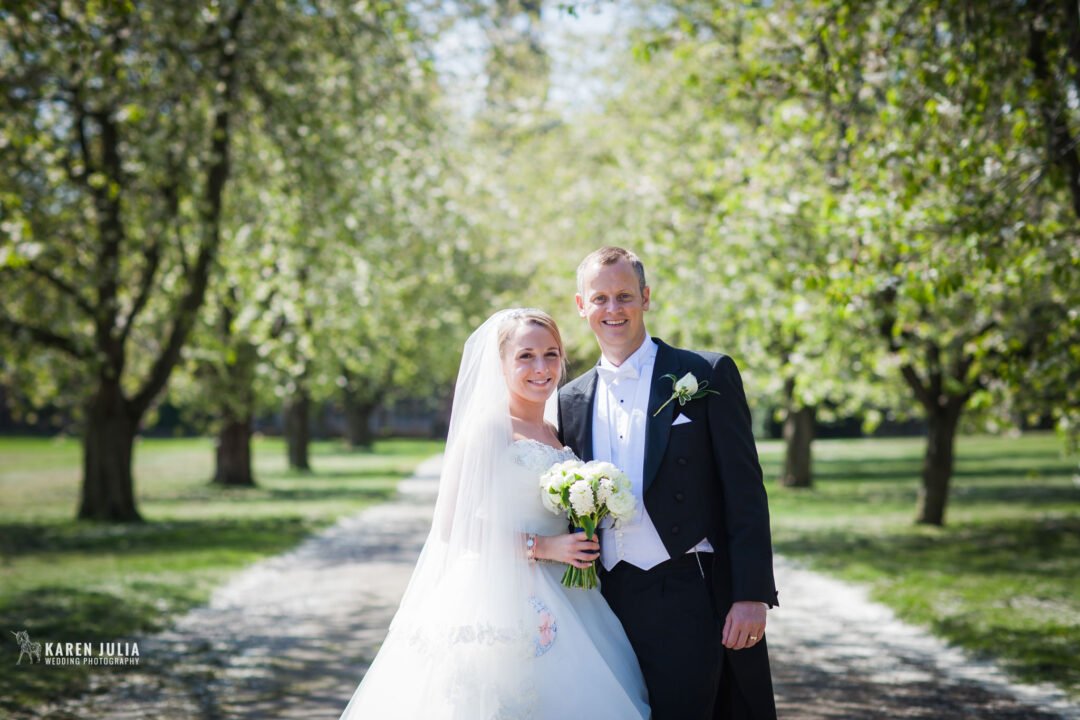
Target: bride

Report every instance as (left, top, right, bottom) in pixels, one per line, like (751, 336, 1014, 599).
(339, 308, 650, 719)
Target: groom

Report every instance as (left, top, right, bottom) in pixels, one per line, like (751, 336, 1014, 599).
(557, 246, 778, 720)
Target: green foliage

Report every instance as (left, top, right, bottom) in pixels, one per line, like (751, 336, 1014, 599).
(0, 1, 493, 501)
(3, 0, 1076, 517)
(631, 0, 1079, 438)
(166, 0, 476, 432)
(483, 0, 1078, 518)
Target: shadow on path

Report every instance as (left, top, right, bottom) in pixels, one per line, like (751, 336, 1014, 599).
(769, 557, 1077, 719)
(29, 457, 1077, 720)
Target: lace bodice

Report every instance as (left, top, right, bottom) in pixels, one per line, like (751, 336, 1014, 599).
(508, 438, 577, 474)
(502, 438, 578, 535)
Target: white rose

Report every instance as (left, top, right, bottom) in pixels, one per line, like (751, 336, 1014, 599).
(606, 486, 637, 523)
(585, 461, 618, 480)
(674, 372, 699, 395)
(539, 472, 561, 494)
(568, 479, 596, 516)
(541, 487, 562, 515)
(554, 459, 582, 478)
(541, 460, 581, 491)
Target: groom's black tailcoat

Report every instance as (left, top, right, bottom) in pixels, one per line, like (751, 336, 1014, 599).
(557, 338, 778, 720)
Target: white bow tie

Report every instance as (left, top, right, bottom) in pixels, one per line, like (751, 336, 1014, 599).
(597, 362, 639, 382)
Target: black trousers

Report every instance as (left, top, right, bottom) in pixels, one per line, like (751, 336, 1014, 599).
(601, 553, 756, 720)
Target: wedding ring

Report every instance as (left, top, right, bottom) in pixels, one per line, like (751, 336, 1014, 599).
(749, 635, 758, 641)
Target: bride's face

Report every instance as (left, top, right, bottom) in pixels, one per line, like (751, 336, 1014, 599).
(501, 323, 563, 406)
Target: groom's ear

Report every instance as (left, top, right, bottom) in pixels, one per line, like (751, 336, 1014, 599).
(642, 286, 651, 311)
(575, 293, 586, 317)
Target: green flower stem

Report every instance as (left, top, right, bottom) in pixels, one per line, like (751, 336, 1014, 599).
(561, 561, 598, 590)
(652, 394, 677, 417)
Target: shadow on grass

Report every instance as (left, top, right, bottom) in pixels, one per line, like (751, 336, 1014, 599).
(255, 468, 413, 482)
(797, 465, 1073, 484)
(147, 484, 397, 506)
(950, 484, 1080, 505)
(0, 584, 201, 716)
(932, 617, 1080, 690)
(771, 479, 1078, 512)
(261, 486, 396, 502)
(774, 515, 1080, 579)
(293, 440, 443, 459)
(0, 516, 322, 558)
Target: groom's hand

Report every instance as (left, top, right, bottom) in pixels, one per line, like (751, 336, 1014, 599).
(722, 601, 767, 650)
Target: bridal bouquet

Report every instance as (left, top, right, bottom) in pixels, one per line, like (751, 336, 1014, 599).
(539, 459, 637, 590)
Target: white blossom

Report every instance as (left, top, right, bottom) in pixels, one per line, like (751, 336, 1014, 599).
(606, 487, 637, 523)
(597, 478, 615, 504)
(568, 479, 596, 516)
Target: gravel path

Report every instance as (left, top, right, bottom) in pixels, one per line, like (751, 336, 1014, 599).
(31, 455, 1078, 719)
(767, 557, 1078, 719)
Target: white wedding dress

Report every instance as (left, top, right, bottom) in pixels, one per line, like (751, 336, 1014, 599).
(339, 309, 649, 720)
(497, 438, 650, 718)
(338, 437, 650, 720)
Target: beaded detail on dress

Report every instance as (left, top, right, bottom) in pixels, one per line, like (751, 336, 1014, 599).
(509, 438, 577, 475)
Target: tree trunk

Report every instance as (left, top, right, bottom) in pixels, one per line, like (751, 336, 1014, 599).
(284, 390, 311, 471)
(210, 319, 257, 486)
(343, 389, 376, 450)
(780, 404, 816, 488)
(78, 381, 141, 522)
(916, 401, 963, 526)
(214, 412, 254, 486)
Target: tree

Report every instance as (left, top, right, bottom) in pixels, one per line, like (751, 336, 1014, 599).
(0, 1, 257, 520)
(566, 2, 897, 489)
(555, 0, 1077, 522)
(790, 0, 1079, 524)
(0, 0, 458, 514)
(165, 1, 504, 474)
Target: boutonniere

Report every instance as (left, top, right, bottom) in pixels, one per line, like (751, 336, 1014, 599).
(653, 372, 720, 416)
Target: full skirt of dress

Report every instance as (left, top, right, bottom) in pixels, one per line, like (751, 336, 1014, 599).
(340, 560, 649, 720)
(339, 440, 650, 720)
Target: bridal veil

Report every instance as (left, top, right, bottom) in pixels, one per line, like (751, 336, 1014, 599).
(340, 309, 555, 719)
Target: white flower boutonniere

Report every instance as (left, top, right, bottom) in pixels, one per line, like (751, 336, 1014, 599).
(653, 372, 720, 416)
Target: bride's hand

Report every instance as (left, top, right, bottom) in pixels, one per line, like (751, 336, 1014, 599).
(535, 532, 600, 568)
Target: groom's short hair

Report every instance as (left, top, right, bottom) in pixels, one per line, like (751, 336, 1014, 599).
(577, 246, 647, 295)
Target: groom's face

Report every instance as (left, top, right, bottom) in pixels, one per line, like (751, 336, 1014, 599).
(576, 258, 650, 362)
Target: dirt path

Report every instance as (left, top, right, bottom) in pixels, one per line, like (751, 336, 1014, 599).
(34, 455, 1077, 719)
(767, 557, 1077, 719)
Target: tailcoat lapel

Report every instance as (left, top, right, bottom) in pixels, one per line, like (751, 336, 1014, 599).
(566, 369, 598, 462)
(643, 339, 680, 493)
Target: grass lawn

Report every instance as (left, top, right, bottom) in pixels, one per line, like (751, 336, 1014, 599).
(760, 432, 1080, 697)
(0, 435, 442, 714)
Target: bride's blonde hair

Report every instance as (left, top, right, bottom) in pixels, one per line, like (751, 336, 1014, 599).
(497, 309, 567, 381)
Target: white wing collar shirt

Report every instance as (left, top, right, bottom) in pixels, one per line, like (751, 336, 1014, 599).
(593, 334, 671, 571)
